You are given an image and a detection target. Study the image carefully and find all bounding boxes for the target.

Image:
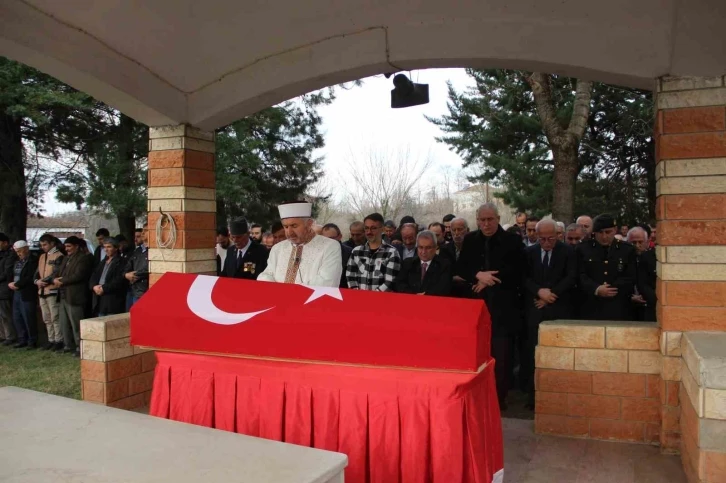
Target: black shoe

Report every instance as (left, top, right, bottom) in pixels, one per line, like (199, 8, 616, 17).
(54, 342, 65, 352)
(2, 339, 16, 346)
(43, 342, 55, 350)
(25, 344, 38, 351)
(62, 347, 75, 354)
(73, 349, 81, 358)
(13, 342, 28, 349)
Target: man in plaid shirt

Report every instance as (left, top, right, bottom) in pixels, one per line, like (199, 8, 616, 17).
(346, 213, 401, 291)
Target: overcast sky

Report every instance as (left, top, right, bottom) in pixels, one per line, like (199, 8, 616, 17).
(42, 68, 474, 215)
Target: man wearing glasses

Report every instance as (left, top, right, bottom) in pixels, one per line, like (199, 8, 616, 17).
(346, 213, 401, 292)
(522, 219, 578, 408)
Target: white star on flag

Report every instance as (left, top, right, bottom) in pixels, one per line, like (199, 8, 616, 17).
(302, 285, 343, 305)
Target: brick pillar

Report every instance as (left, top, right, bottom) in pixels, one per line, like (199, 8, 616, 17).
(147, 125, 217, 286)
(654, 75, 726, 455)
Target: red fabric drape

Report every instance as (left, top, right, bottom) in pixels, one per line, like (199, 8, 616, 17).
(150, 352, 504, 483)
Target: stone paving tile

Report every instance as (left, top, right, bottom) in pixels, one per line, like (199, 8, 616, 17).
(502, 418, 687, 483)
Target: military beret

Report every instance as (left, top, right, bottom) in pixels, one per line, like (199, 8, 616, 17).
(229, 218, 249, 236)
(593, 213, 617, 233)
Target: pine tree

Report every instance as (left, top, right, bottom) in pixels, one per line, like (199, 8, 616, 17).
(429, 69, 654, 223)
(215, 90, 333, 228)
(0, 56, 96, 240)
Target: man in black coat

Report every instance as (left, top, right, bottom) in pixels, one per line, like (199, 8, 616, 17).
(321, 223, 353, 289)
(627, 226, 657, 322)
(522, 220, 577, 405)
(0, 233, 18, 345)
(89, 237, 128, 317)
(93, 228, 110, 267)
(394, 230, 452, 296)
(456, 203, 526, 408)
(221, 218, 268, 280)
(7, 241, 39, 349)
(577, 214, 637, 321)
(125, 227, 149, 307)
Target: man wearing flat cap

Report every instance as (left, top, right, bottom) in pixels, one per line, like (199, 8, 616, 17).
(258, 202, 342, 286)
(220, 218, 269, 280)
(576, 213, 637, 321)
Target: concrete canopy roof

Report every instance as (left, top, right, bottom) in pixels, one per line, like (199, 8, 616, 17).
(1, 0, 725, 130)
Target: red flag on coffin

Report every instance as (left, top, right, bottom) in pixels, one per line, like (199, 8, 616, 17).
(131, 273, 491, 371)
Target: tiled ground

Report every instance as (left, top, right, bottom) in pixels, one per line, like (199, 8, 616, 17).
(502, 418, 687, 483)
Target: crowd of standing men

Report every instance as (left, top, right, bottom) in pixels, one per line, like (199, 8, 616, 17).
(214, 204, 657, 410)
(2, 203, 656, 410)
(0, 227, 149, 357)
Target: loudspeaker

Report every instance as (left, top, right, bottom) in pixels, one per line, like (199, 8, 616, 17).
(391, 74, 429, 108)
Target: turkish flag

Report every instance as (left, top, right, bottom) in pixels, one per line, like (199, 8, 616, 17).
(131, 273, 491, 371)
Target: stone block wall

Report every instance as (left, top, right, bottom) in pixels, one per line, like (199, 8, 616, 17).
(654, 74, 726, 458)
(534, 321, 663, 444)
(679, 333, 726, 483)
(80, 314, 156, 410)
(655, 75, 726, 334)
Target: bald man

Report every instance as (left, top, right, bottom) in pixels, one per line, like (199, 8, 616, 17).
(576, 215, 593, 238)
(628, 227, 656, 322)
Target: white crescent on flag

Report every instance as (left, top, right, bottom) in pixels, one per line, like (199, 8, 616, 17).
(187, 275, 274, 325)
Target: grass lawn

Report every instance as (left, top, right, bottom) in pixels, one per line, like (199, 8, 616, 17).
(0, 343, 80, 399)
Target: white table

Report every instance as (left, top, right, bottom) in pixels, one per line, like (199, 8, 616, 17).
(0, 387, 346, 482)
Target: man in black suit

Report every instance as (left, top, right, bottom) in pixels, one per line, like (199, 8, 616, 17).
(322, 223, 353, 289)
(627, 227, 657, 321)
(93, 228, 110, 267)
(428, 222, 455, 265)
(456, 203, 526, 409)
(394, 230, 452, 296)
(522, 219, 577, 406)
(221, 218, 269, 280)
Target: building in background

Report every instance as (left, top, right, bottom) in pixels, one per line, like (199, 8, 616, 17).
(452, 184, 515, 227)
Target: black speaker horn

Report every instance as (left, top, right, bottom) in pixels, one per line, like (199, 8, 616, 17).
(391, 74, 429, 109)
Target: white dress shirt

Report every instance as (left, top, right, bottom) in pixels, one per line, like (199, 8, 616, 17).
(257, 235, 342, 287)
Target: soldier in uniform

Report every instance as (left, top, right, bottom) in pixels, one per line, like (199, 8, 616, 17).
(576, 214, 637, 321)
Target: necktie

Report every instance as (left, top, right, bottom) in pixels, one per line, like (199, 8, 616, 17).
(543, 250, 550, 268)
(421, 262, 428, 281)
(284, 245, 303, 284)
(237, 248, 243, 269)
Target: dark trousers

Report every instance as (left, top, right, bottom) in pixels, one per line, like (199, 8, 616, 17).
(0, 299, 16, 341)
(12, 292, 38, 345)
(491, 336, 512, 406)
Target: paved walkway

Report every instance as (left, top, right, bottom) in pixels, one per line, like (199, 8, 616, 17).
(502, 418, 687, 483)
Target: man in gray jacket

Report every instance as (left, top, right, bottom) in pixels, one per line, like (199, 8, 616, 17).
(54, 236, 93, 356)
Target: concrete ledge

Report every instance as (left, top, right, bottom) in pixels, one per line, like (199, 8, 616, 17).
(682, 332, 726, 390)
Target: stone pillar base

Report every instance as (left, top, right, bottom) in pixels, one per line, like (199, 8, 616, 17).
(80, 314, 156, 410)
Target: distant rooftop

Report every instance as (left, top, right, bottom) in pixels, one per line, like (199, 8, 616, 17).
(26, 217, 88, 229)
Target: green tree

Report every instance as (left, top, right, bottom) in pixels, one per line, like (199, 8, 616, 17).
(215, 90, 333, 228)
(0, 56, 96, 241)
(429, 69, 654, 223)
(55, 112, 149, 241)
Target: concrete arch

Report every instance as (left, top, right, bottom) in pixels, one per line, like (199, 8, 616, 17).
(1, 0, 725, 129)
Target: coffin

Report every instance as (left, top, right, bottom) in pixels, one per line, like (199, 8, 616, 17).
(130, 273, 491, 372)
